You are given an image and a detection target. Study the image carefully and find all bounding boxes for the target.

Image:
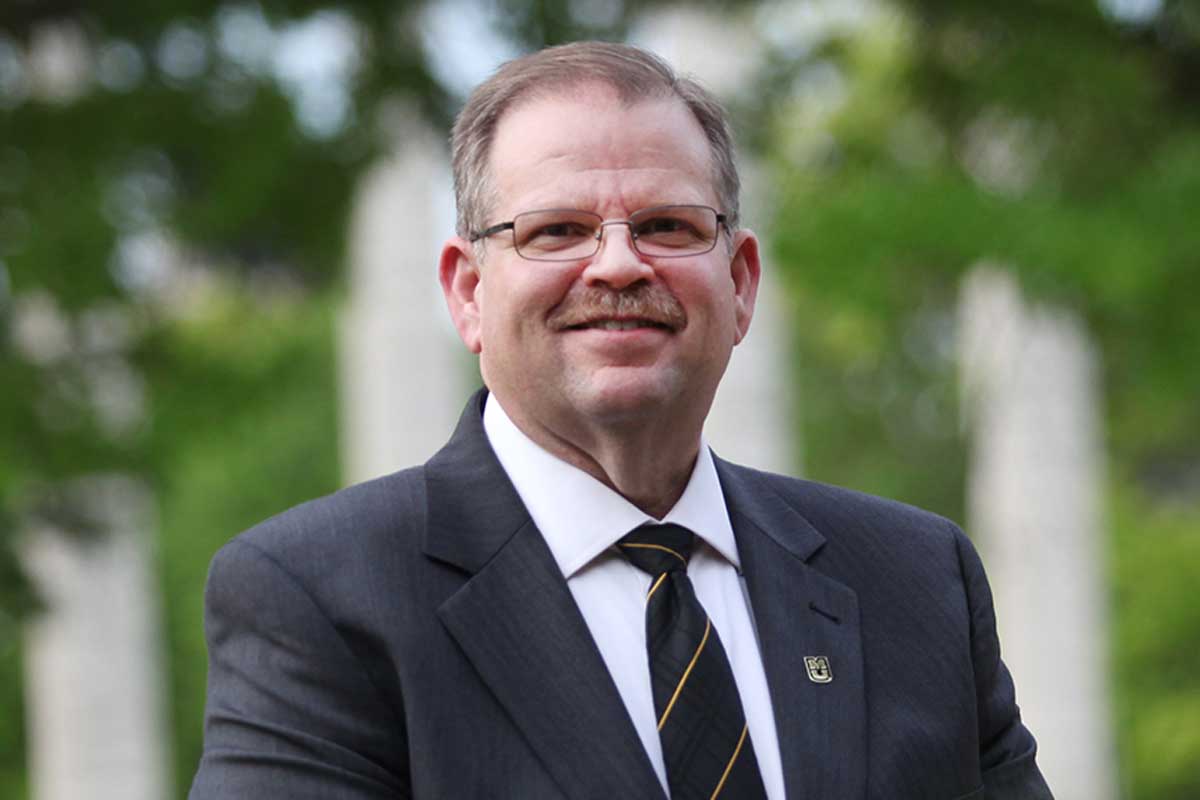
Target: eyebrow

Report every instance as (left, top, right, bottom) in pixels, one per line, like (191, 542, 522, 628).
(510, 198, 705, 214)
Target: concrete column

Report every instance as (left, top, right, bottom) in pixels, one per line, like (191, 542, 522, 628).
(22, 476, 171, 800)
(339, 112, 466, 484)
(959, 266, 1115, 799)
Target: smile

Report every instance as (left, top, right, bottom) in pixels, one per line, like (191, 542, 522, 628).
(568, 319, 673, 331)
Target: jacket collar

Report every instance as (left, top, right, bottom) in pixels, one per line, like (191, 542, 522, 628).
(421, 389, 530, 574)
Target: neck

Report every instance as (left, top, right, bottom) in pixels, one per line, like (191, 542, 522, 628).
(501, 400, 704, 520)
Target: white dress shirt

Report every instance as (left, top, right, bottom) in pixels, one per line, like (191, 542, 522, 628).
(483, 396, 785, 799)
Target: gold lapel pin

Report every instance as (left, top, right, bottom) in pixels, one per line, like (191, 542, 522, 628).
(804, 655, 832, 684)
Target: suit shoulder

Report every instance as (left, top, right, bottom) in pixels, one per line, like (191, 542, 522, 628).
(721, 460, 966, 554)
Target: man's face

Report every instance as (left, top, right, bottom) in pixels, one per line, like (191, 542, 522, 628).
(441, 85, 759, 437)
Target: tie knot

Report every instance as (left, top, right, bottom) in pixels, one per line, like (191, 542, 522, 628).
(617, 523, 695, 576)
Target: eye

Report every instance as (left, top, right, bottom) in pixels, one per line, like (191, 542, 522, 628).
(514, 211, 600, 256)
(532, 221, 592, 239)
(635, 216, 693, 236)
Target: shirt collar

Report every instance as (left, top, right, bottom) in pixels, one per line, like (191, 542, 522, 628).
(483, 394, 740, 579)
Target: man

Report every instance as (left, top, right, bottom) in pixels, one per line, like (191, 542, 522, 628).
(191, 42, 1052, 799)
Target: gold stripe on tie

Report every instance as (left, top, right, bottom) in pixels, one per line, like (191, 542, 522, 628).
(710, 723, 749, 800)
(646, 573, 668, 603)
(620, 542, 688, 566)
(657, 617, 711, 731)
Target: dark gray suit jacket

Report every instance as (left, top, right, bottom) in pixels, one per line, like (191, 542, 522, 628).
(191, 391, 1052, 799)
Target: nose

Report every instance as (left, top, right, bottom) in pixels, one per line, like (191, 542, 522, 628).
(581, 221, 654, 290)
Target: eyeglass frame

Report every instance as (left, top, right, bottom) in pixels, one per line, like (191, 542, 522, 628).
(468, 204, 730, 262)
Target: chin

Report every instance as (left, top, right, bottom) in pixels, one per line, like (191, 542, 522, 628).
(568, 368, 692, 425)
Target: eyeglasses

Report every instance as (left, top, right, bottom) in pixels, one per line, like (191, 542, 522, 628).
(469, 204, 728, 262)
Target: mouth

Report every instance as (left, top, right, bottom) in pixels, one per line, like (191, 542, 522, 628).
(566, 318, 675, 332)
(547, 285, 688, 333)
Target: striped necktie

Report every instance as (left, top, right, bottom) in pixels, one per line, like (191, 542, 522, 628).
(618, 523, 767, 800)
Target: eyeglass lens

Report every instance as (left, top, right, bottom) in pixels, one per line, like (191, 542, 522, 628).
(512, 205, 719, 261)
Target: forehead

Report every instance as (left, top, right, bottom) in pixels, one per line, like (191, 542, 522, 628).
(487, 86, 717, 216)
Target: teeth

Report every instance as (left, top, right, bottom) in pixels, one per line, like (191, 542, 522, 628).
(591, 320, 653, 330)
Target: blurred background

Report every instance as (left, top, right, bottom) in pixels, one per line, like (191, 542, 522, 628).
(1, 0, 1197, 798)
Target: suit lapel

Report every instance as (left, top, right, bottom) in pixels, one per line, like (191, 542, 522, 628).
(423, 392, 664, 800)
(716, 458, 868, 800)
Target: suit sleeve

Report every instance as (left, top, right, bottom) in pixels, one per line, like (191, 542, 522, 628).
(953, 528, 1055, 800)
(189, 538, 411, 799)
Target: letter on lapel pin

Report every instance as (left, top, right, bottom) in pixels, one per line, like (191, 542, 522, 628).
(804, 655, 832, 684)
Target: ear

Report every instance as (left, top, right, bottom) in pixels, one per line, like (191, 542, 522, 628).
(439, 236, 484, 354)
(728, 229, 761, 345)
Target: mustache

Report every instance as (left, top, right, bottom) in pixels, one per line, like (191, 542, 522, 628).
(547, 283, 687, 330)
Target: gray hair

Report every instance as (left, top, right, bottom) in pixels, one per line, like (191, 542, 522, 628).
(450, 41, 741, 239)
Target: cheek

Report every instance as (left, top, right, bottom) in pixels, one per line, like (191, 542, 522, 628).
(673, 271, 736, 326)
(477, 269, 566, 348)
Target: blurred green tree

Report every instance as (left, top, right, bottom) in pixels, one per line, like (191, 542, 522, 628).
(764, 1, 1199, 797)
(1, 4, 435, 793)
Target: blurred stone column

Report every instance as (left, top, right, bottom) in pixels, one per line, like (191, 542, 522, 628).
(635, 7, 799, 474)
(22, 476, 171, 800)
(959, 266, 1115, 799)
(339, 111, 466, 483)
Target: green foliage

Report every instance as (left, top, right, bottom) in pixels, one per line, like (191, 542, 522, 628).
(786, 289, 966, 520)
(769, 1, 1200, 796)
(0, 3, 396, 617)
(1, 3, 420, 794)
(1111, 487, 1200, 800)
(0, 634, 25, 800)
